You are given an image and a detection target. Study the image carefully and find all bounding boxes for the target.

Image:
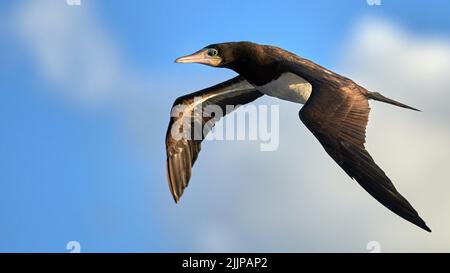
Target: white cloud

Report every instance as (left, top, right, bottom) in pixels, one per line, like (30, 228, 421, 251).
(14, 0, 124, 107)
(338, 17, 450, 251)
(341, 17, 450, 117)
(10, 0, 167, 153)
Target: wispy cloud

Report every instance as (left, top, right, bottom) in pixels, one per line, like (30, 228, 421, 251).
(338, 17, 450, 250)
(341, 17, 450, 118)
(10, 0, 167, 151)
(13, 0, 124, 107)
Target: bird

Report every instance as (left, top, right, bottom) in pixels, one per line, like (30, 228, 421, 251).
(166, 41, 431, 232)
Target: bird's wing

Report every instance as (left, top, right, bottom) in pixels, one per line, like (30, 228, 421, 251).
(166, 76, 263, 202)
(285, 60, 431, 231)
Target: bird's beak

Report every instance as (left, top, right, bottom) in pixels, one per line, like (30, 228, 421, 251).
(175, 49, 222, 67)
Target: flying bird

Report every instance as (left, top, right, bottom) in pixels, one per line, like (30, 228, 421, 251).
(166, 41, 431, 232)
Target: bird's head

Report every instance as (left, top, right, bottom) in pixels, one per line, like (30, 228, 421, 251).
(175, 42, 257, 69)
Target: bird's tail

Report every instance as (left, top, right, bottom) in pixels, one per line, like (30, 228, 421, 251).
(367, 91, 420, 111)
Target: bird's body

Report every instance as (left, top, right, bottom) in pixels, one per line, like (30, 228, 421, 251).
(167, 41, 430, 232)
(255, 72, 312, 104)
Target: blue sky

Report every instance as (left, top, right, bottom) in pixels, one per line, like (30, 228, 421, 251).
(1, 0, 450, 252)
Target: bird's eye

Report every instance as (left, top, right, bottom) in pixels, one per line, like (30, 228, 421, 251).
(207, 48, 218, 56)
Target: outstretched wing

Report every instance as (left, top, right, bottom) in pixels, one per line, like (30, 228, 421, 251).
(166, 76, 263, 202)
(298, 80, 430, 232)
(273, 49, 431, 231)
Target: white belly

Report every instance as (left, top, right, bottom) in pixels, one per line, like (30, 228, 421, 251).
(255, 72, 312, 104)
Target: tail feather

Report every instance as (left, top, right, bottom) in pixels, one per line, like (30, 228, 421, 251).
(367, 92, 420, 111)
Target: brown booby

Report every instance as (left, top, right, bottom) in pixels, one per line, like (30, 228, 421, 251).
(166, 41, 431, 232)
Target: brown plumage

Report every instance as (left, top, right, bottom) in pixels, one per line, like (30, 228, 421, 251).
(167, 41, 431, 232)
(166, 76, 263, 202)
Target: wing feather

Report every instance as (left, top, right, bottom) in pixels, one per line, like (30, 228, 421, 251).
(298, 83, 430, 232)
(166, 76, 263, 202)
(273, 52, 433, 231)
